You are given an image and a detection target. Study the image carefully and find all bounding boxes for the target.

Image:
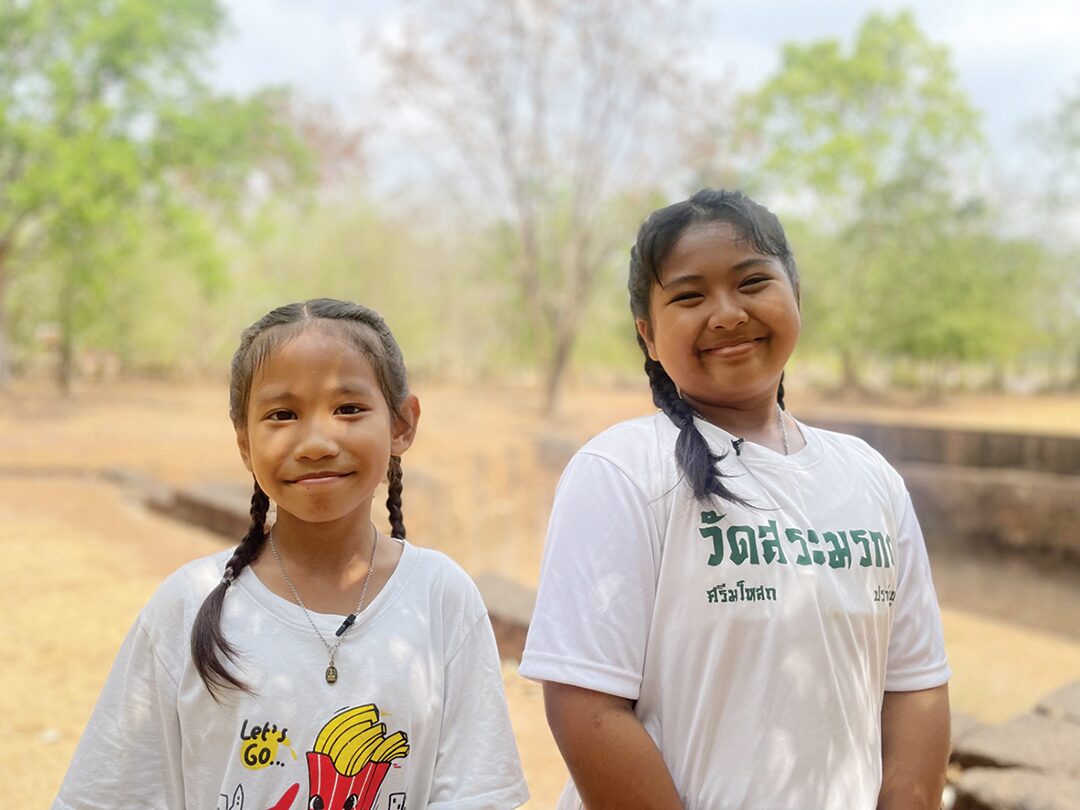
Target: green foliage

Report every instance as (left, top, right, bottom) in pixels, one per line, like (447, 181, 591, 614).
(752, 11, 982, 212)
(744, 11, 1047, 390)
(0, 0, 310, 388)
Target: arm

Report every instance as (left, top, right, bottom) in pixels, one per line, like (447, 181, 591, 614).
(543, 682, 682, 810)
(877, 684, 950, 810)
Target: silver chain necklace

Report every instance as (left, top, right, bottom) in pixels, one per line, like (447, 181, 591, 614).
(777, 402, 790, 456)
(268, 523, 379, 684)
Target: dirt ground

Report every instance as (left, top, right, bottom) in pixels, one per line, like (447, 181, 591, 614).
(4, 378, 1080, 807)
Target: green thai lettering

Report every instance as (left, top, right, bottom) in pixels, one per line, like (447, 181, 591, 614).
(785, 527, 812, 565)
(705, 582, 778, 603)
(824, 531, 851, 569)
(806, 530, 827, 565)
(759, 520, 788, 565)
(726, 525, 759, 566)
(869, 531, 888, 567)
(850, 529, 872, 567)
(883, 534, 895, 567)
(699, 525, 725, 566)
(699, 511, 726, 566)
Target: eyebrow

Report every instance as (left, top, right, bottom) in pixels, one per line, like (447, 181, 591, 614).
(661, 257, 777, 289)
(251, 382, 378, 407)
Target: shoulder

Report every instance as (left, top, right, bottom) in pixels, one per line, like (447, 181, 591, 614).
(805, 423, 903, 479)
(401, 544, 486, 616)
(138, 549, 233, 638)
(571, 413, 679, 496)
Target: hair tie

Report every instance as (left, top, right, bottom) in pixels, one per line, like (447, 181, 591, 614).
(220, 567, 235, 587)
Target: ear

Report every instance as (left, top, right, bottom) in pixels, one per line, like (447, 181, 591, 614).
(235, 426, 253, 473)
(635, 318, 659, 362)
(391, 394, 421, 456)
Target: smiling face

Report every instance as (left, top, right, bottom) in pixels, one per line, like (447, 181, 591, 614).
(235, 326, 417, 528)
(636, 221, 801, 419)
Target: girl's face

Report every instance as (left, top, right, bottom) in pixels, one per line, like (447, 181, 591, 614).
(235, 327, 418, 527)
(636, 221, 800, 416)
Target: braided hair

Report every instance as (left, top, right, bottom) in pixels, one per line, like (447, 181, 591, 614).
(629, 189, 799, 503)
(191, 299, 414, 697)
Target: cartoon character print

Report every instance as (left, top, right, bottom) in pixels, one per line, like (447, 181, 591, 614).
(306, 704, 410, 810)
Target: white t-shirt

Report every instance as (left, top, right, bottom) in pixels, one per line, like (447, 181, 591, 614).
(519, 413, 950, 810)
(55, 541, 529, 810)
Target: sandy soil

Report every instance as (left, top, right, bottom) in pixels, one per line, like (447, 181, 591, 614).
(4, 379, 1080, 807)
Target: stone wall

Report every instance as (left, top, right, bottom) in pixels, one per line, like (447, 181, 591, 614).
(806, 419, 1080, 563)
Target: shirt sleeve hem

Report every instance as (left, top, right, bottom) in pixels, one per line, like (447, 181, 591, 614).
(427, 777, 531, 809)
(518, 651, 641, 700)
(884, 662, 952, 692)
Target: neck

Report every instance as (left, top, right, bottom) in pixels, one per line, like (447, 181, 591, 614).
(271, 508, 377, 575)
(682, 391, 796, 454)
(684, 393, 776, 435)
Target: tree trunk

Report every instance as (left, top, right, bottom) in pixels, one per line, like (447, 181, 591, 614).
(839, 348, 862, 392)
(58, 279, 75, 396)
(542, 319, 577, 416)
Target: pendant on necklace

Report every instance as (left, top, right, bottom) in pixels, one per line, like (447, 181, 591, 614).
(325, 664, 338, 684)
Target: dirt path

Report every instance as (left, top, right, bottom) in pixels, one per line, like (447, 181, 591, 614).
(4, 380, 1080, 806)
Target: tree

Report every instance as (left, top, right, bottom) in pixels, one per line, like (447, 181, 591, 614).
(746, 11, 985, 389)
(1034, 77, 1080, 387)
(0, 0, 310, 391)
(378, 0, 706, 412)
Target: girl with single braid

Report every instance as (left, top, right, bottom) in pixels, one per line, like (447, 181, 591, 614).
(56, 299, 528, 810)
(520, 190, 951, 809)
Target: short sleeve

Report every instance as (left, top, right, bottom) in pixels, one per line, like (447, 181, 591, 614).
(428, 612, 529, 809)
(519, 452, 660, 700)
(53, 618, 184, 809)
(885, 491, 952, 691)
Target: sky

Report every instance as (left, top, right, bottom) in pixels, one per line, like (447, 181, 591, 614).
(209, 0, 1080, 178)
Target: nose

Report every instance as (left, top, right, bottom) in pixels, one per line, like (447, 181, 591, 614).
(706, 291, 749, 330)
(295, 416, 340, 461)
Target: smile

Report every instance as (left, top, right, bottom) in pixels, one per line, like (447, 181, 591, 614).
(288, 472, 352, 485)
(699, 338, 762, 358)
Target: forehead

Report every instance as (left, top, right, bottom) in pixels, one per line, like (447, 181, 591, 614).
(660, 221, 778, 279)
(251, 327, 378, 394)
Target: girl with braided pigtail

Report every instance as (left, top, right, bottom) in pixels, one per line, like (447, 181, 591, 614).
(56, 299, 528, 810)
(522, 190, 951, 810)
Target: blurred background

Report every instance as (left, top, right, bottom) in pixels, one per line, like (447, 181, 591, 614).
(2, 0, 1079, 806)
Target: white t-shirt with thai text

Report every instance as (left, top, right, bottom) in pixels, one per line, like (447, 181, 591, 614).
(520, 413, 950, 810)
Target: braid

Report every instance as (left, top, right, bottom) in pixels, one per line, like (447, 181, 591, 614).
(190, 480, 270, 698)
(645, 357, 748, 505)
(777, 371, 786, 411)
(386, 455, 406, 539)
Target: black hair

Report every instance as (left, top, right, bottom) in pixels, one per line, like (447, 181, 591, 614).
(628, 189, 799, 503)
(191, 298, 413, 697)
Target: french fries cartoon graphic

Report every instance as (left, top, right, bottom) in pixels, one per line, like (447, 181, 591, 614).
(307, 704, 409, 810)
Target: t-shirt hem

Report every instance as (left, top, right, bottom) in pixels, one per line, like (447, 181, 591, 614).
(518, 652, 640, 700)
(427, 777, 531, 809)
(884, 663, 952, 692)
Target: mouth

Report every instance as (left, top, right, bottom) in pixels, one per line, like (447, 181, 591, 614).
(699, 337, 764, 358)
(288, 472, 352, 484)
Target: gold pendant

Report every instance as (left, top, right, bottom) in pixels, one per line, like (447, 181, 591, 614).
(325, 664, 338, 684)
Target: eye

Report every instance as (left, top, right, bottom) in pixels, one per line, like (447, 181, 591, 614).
(740, 275, 771, 288)
(343, 797, 358, 810)
(336, 403, 368, 416)
(309, 797, 324, 810)
(670, 291, 702, 304)
(266, 409, 295, 422)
